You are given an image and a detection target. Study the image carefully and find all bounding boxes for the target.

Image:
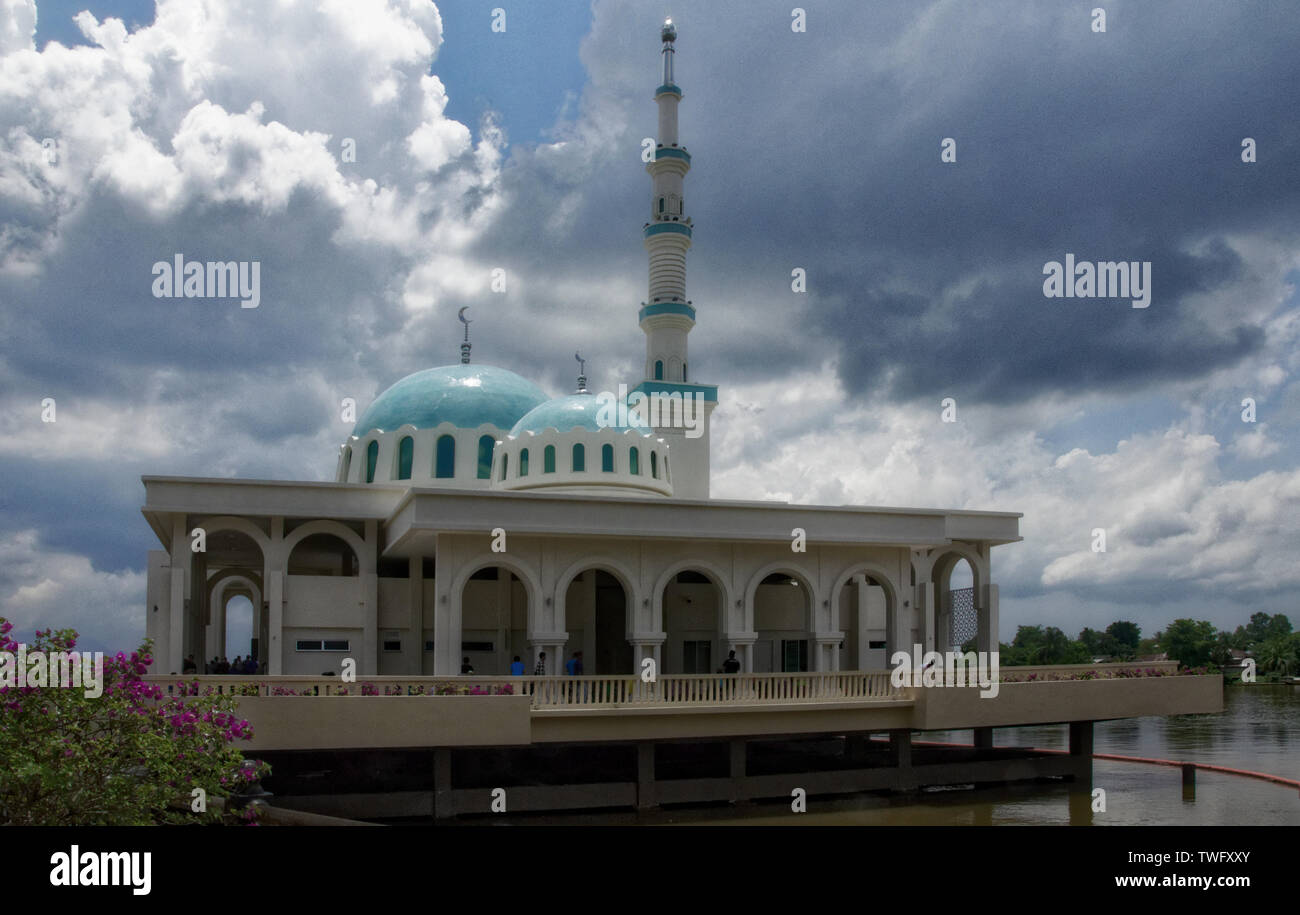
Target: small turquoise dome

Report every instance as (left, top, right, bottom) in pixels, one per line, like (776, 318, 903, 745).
(510, 393, 653, 437)
(353, 364, 548, 436)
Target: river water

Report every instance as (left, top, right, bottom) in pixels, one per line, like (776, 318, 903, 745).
(673, 683, 1300, 826)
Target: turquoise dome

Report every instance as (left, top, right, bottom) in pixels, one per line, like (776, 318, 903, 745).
(353, 364, 548, 436)
(510, 393, 653, 437)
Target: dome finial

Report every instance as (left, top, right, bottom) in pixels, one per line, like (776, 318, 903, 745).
(458, 306, 472, 364)
(575, 351, 589, 394)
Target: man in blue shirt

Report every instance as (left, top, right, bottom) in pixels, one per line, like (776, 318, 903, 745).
(510, 655, 525, 675)
(565, 651, 583, 676)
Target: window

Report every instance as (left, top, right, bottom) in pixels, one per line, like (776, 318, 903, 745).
(519, 448, 529, 476)
(658, 197, 665, 214)
(435, 434, 455, 478)
(501, 452, 508, 480)
(682, 361, 687, 382)
(296, 639, 351, 652)
(382, 631, 401, 652)
(682, 640, 712, 674)
(655, 360, 664, 380)
(365, 441, 378, 483)
(572, 443, 585, 472)
(650, 451, 658, 479)
(544, 444, 556, 473)
(397, 436, 413, 480)
(601, 443, 614, 472)
(664, 455, 670, 482)
(424, 640, 435, 652)
(477, 435, 494, 479)
(462, 641, 494, 652)
(341, 447, 352, 481)
(781, 639, 809, 672)
(629, 447, 640, 475)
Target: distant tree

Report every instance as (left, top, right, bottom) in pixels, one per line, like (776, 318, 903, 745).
(1105, 621, 1141, 657)
(1256, 638, 1297, 676)
(1078, 628, 1105, 656)
(1162, 619, 1217, 668)
(1208, 632, 1234, 668)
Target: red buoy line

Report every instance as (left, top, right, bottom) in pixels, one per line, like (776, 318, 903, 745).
(911, 740, 1300, 790)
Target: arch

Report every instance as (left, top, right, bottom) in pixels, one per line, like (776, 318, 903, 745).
(654, 360, 664, 380)
(280, 519, 366, 570)
(651, 559, 732, 634)
(543, 444, 556, 474)
(477, 435, 495, 479)
(930, 545, 987, 652)
(572, 443, 585, 472)
(194, 516, 271, 555)
(601, 443, 614, 472)
(396, 436, 414, 480)
(629, 446, 640, 475)
(365, 440, 379, 483)
(747, 563, 817, 673)
(448, 555, 542, 625)
(827, 562, 902, 631)
(554, 556, 640, 613)
(519, 447, 530, 476)
(435, 434, 455, 478)
(682, 361, 687, 382)
(208, 571, 263, 668)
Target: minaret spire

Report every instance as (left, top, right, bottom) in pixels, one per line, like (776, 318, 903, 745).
(640, 18, 694, 384)
(458, 306, 472, 364)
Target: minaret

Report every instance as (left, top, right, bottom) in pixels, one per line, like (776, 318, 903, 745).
(641, 18, 693, 381)
(632, 19, 717, 500)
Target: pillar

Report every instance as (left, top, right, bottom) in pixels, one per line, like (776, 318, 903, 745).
(409, 557, 424, 675)
(167, 516, 188, 674)
(361, 520, 378, 676)
(978, 582, 999, 654)
(265, 517, 284, 675)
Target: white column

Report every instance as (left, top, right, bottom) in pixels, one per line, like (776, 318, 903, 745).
(167, 516, 188, 674)
(361, 519, 378, 675)
(979, 583, 1000, 654)
(409, 557, 424, 675)
(266, 517, 284, 675)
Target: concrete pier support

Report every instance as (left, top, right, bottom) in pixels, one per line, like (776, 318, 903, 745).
(974, 727, 994, 750)
(637, 743, 657, 809)
(729, 739, 746, 802)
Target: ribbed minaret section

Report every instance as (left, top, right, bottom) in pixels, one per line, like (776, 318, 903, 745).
(641, 20, 693, 383)
(632, 20, 718, 500)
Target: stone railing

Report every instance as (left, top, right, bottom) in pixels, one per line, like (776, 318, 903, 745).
(146, 671, 908, 708)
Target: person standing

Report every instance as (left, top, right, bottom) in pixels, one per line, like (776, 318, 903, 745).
(565, 651, 584, 676)
(722, 650, 741, 673)
(510, 655, 525, 675)
(534, 651, 547, 675)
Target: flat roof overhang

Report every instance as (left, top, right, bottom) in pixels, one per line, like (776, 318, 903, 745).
(140, 476, 1022, 556)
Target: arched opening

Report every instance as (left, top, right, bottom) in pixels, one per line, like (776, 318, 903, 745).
(284, 531, 361, 676)
(655, 360, 664, 380)
(836, 573, 891, 671)
(601, 443, 614, 472)
(662, 569, 722, 674)
(543, 444, 556, 473)
(223, 594, 254, 668)
(397, 436, 414, 480)
(477, 435, 494, 479)
(435, 434, 455, 478)
(933, 555, 977, 652)
(754, 572, 811, 672)
(365, 440, 378, 483)
(629, 447, 640, 475)
(460, 566, 528, 676)
(572, 443, 585, 472)
(564, 570, 630, 675)
(519, 448, 530, 476)
(682, 362, 687, 382)
(650, 451, 658, 479)
(500, 452, 509, 480)
(199, 528, 266, 671)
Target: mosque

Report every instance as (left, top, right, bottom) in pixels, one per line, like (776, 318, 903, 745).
(141, 20, 1020, 681)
